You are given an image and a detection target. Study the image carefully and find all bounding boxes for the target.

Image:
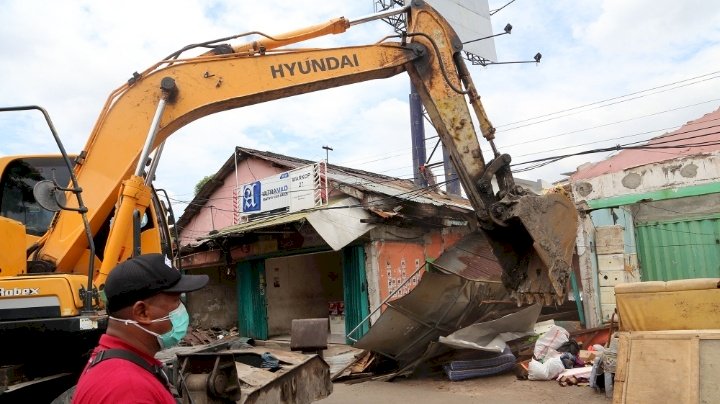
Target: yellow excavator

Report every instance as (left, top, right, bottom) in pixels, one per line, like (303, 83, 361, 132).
(0, 1, 577, 401)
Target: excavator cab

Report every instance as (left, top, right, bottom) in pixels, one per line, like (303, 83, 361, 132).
(0, 156, 71, 238)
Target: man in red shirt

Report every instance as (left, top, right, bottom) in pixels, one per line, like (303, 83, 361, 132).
(73, 253, 208, 403)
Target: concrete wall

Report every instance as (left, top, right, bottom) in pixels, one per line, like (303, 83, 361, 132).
(185, 266, 238, 329)
(365, 225, 467, 319)
(632, 193, 720, 223)
(264, 251, 343, 336)
(572, 154, 720, 326)
(179, 157, 285, 245)
(573, 153, 720, 202)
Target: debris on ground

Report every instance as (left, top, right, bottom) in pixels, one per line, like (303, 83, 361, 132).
(438, 304, 542, 353)
(158, 335, 332, 403)
(327, 347, 368, 381)
(182, 326, 239, 345)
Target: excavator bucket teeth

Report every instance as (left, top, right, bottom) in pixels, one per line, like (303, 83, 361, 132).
(485, 192, 578, 305)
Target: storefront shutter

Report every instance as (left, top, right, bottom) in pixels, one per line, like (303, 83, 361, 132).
(343, 245, 370, 344)
(237, 259, 268, 339)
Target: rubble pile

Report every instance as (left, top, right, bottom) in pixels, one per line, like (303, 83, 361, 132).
(182, 327, 239, 346)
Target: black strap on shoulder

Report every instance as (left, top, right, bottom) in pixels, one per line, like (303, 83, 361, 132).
(89, 349, 170, 390)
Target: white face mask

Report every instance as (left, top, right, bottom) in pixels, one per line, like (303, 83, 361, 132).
(109, 302, 190, 349)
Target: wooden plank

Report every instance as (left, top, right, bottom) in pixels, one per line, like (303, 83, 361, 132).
(629, 330, 720, 340)
(613, 376, 626, 404)
(599, 286, 616, 305)
(700, 339, 720, 403)
(599, 269, 627, 287)
(613, 333, 630, 404)
(688, 337, 700, 404)
(614, 331, 720, 404)
(596, 226, 625, 254)
(597, 253, 625, 271)
(614, 333, 630, 383)
(624, 338, 693, 403)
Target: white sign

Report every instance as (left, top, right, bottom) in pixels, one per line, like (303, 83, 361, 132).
(289, 165, 316, 212)
(239, 172, 290, 214)
(79, 317, 99, 330)
(425, 0, 496, 62)
(236, 162, 327, 220)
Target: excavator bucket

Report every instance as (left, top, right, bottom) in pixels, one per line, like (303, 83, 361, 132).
(483, 191, 578, 305)
(431, 191, 577, 306)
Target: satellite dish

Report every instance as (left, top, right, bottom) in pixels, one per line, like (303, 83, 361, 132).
(33, 180, 66, 212)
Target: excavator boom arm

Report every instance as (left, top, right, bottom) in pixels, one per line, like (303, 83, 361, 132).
(35, 1, 576, 303)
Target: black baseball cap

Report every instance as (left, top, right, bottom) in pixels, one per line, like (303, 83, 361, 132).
(104, 253, 209, 313)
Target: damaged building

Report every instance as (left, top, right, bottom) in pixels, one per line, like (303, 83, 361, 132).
(570, 106, 720, 327)
(175, 147, 492, 343)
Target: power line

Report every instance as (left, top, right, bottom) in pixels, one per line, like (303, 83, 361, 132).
(177, 118, 720, 216)
(511, 127, 720, 172)
(335, 97, 719, 172)
(513, 117, 720, 159)
(490, 0, 517, 15)
(495, 70, 720, 130)
(500, 98, 720, 149)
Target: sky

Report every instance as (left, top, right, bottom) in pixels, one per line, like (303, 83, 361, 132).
(1, 0, 720, 217)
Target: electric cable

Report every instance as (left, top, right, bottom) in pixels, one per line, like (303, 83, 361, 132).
(495, 70, 720, 129)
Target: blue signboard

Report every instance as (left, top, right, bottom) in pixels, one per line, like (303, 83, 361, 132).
(242, 181, 261, 212)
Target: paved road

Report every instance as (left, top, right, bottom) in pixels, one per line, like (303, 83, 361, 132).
(318, 373, 610, 404)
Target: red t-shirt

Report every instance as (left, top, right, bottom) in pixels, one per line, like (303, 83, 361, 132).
(72, 334, 176, 404)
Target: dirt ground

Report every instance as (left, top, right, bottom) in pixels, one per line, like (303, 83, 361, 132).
(319, 372, 611, 404)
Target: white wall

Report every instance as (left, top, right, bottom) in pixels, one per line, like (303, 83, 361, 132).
(264, 251, 343, 336)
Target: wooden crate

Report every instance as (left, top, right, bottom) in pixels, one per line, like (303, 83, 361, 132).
(613, 330, 720, 404)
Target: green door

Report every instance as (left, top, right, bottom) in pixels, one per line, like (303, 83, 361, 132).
(343, 246, 370, 343)
(237, 259, 268, 339)
(636, 216, 720, 281)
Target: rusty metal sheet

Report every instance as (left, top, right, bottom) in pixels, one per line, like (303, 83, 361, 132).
(354, 271, 516, 370)
(431, 231, 504, 281)
(176, 346, 332, 404)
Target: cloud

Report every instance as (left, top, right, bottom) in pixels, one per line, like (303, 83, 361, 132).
(583, 0, 720, 58)
(1, 0, 720, 217)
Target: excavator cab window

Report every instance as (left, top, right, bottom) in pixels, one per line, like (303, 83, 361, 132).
(0, 156, 72, 236)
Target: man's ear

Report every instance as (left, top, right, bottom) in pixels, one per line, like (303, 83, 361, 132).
(130, 300, 153, 323)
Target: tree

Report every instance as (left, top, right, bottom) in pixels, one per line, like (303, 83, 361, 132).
(194, 175, 213, 196)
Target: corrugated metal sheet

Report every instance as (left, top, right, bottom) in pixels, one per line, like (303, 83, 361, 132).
(207, 211, 309, 238)
(353, 272, 510, 371)
(330, 172, 472, 210)
(431, 231, 503, 281)
(636, 216, 720, 281)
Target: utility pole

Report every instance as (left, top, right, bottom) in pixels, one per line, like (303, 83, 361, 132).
(322, 145, 333, 164)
